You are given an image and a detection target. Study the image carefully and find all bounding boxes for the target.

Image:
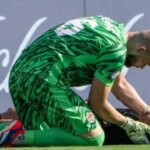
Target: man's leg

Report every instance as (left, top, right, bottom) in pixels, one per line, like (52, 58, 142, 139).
(34, 85, 105, 146)
(11, 128, 104, 146)
(0, 120, 104, 146)
(8, 72, 104, 146)
(1, 116, 104, 147)
(22, 85, 104, 146)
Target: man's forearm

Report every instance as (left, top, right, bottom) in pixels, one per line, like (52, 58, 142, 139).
(88, 77, 126, 126)
(88, 99, 126, 125)
(112, 74, 149, 116)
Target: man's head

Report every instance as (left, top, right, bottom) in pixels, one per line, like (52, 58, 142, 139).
(125, 30, 150, 68)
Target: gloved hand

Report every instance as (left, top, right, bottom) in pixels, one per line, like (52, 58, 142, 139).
(120, 117, 150, 144)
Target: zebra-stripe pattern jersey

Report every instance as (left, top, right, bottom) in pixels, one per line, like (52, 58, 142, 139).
(10, 16, 127, 87)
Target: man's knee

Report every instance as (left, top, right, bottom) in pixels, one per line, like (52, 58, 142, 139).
(81, 125, 105, 146)
(83, 130, 105, 146)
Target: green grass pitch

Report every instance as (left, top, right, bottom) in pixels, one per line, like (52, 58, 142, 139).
(1, 145, 150, 150)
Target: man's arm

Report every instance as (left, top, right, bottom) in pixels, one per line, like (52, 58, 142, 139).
(111, 72, 150, 116)
(88, 77, 126, 125)
(88, 77, 150, 144)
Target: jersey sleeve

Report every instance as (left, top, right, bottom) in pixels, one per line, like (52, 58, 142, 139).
(94, 44, 126, 87)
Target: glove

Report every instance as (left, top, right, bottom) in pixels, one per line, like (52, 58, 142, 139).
(120, 117, 150, 144)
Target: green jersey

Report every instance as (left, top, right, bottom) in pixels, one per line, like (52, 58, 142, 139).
(12, 16, 127, 87)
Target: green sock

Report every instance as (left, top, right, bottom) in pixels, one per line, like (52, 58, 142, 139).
(26, 128, 88, 146)
(15, 128, 104, 146)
